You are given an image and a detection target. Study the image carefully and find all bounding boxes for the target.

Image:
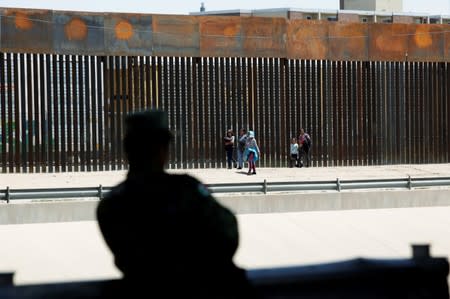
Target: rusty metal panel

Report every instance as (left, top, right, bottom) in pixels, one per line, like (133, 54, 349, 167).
(152, 15, 199, 57)
(1, 8, 52, 53)
(368, 24, 409, 61)
(53, 11, 105, 55)
(445, 28, 450, 61)
(407, 24, 444, 62)
(199, 16, 242, 57)
(328, 23, 368, 61)
(287, 20, 328, 60)
(241, 17, 286, 58)
(104, 13, 152, 56)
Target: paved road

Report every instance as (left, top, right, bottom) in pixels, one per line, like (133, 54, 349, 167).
(0, 163, 449, 286)
(1, 163, 449, 188)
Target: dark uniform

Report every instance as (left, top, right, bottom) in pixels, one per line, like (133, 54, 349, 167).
(97, 171, 255, 298)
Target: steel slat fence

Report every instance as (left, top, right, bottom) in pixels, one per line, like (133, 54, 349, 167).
(0, 53, 449, 172)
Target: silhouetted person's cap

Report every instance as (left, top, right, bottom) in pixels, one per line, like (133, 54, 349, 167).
(125, 110, 170, 135)
(124, 110, 172, 161)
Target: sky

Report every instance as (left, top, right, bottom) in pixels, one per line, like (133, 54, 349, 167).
(1, 0, 449, 15)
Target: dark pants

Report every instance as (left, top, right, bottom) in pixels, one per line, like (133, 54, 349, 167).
(226, 147, 234, 168)
(290, 154, 298, 168)
(299, 148, 311, 167)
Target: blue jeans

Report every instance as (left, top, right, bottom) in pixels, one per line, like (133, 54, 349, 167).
(236, 148, 244, 168)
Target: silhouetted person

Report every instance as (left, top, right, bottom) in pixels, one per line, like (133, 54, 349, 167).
(96, 109, 257, 298)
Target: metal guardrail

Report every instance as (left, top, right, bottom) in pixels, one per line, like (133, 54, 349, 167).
(1, 176, 450, 203)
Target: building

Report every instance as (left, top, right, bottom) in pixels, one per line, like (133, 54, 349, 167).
(339, 0, 403, 12)
(190, 7, 450, 24)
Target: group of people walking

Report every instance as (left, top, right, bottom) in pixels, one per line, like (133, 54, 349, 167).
(224, 128, 260, 175)
(224, 127, 312, 173)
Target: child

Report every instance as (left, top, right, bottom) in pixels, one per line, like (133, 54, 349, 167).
(243, 130, 260, 175)
(289, 137, 299, 168)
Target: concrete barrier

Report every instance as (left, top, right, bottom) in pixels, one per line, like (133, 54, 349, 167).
(1, 188, 450, 224)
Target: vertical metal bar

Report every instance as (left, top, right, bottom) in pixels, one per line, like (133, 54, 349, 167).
(236, 58, 243, 136)
(71, 55, 79, 171)
(310, 59, 317, 167)
(423, 62, 430, 163)
(7, 53, 14, 172)
(207, 57, 218, 168)
(240, 58, 247, 135)
(58, 55, 66, 172)
(270, 58, 277, 167)
(91, 56, 102, 171)
(431, 62, 438, 163)
(443, 62, 449, 162)
(213, 57, 221, 169)
(36, 54, 46, 172)
(152, 56, 158, 108)
(338, 60, 344, 166)
(161, 57, 171, 167)
(379, 61, 386, 164)
(144, 56, 151, 108)
(357, 61, 364, 165)
(324, 60, 331, 167)
(287, 60, 294, 142)
(105, 56, 113, 171)
(404, 60, 410, 164)
(331, 60, 338, 166)
(26, 53, 35, 173)
(185, 57, 192, 168)
(166, 56, 174, 168)
(219, 57, 226, 168)
(191, 57, 199, 168)
(34, 54, 42, 173)
(0, 53, 6, 173)
(175, 56, 183, 169)
(100, 57, 108, 171)
(98, 57, 105, 170)
(16, 54, 23, 172)
(368, 61, 375, 165)
(230, 56, 237, 138)
(396, 61, 402, 164)
(437, 62, 444, 163)
(121, 56, 128, 170)
(180, 57, 187, 169)
(65, 55, 72, 172)
(203, 57, 211, 168)
(225, 57, 231, 142)
(31, 54, 39, 172)
(442, 62, 450, 163)
(256, 57, 263, 167)
(85, 56, 92, 171)
(350, 61, 357, 166)
(265, 57, 271, 167)
(46, 54, 54, 173)
(247, 58, 255, 131)
(317, 60, 325, 167)
(139, 56, 145, 110)
(78, 55, 86, 171)
(412, 61, 419, 163)
(272, 58, 289, 167)
(280, 58, 287, 167)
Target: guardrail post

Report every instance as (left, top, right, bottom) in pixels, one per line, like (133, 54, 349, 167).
(5, 187, 10, 203)
(98, 184, 103, 200)
(336, 178, 341, 192)
(408, 175, 412, 190)
(263, 180, 267, 194)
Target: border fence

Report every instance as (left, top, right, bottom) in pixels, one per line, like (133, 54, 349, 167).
(0, 9, 449, 172)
